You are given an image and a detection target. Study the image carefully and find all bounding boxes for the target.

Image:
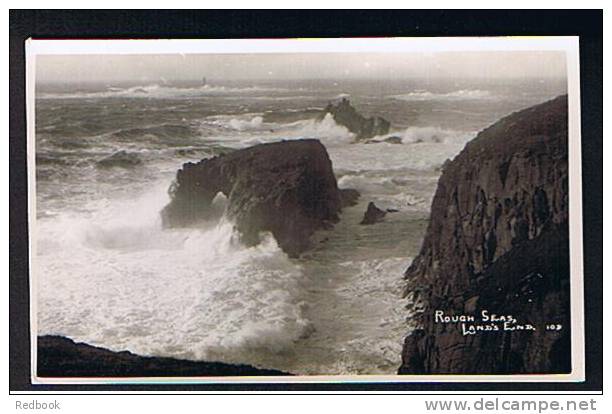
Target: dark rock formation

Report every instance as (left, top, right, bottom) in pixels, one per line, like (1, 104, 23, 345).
(96, 150, 142, 168)
(360, 202, 387, 225)
(399, 95, 570, 374)
(38, 336, 289, 377)
(340, 188, 361, 208)
(162, 139, 354, 257)
(321, 98, 390, 140)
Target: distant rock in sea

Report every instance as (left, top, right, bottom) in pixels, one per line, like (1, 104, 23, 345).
(320, 98, 390, 140)
(399, 95, 571, 374)
(37, 336, 289, 377)
(162, 139, 355, 257)
(360, 202, 387, 225)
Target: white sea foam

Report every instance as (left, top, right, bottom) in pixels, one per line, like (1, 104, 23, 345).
(332, 257, 412, 372)
(38, 84, 288, 100)
(245, 113, 354, 145)
(337, 172, 432, 212)
(227, 115, 264, 131)
(284, 113, 354, 144)
(329, 140, 468, 174)
(36, 181, 310, 366)
(200, 114, 267, 131)
(369, 126, 474, 145)
(205, 113, 355, 148)
(333, 93, 351, 100)
(391, 89, 492, 102)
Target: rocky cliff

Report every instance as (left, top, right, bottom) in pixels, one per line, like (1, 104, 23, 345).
(321, 98, 390, 140)
(162, 139, 353, 257)
(399, 95, 571, 374)
(37, 336, 289, 377)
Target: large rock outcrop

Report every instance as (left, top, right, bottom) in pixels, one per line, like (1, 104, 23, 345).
(321, 98, 390, 140)
(37, 336, 289, 377)
(161, 139, 352, 257)
(399, 95, 571, 374)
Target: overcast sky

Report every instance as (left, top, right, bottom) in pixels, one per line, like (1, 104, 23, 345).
(36, 51, 567, 83)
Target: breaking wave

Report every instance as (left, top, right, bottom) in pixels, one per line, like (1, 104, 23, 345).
(369, 126, 474, 145)
(391, 89, 492, 102)
(285, 114, 354, 143)
(202, 115, 266, 132)
(36, 182, 311, 366)
(199, 112, 354, 148)
(38, 83, 289, 100)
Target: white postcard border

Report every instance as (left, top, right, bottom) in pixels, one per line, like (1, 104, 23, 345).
(25, 36, 585, 385)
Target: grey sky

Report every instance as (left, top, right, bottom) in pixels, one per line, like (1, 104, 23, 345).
(36, 51, 567, 83)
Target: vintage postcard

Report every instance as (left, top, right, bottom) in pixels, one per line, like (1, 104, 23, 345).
(26, 37, 584, 384)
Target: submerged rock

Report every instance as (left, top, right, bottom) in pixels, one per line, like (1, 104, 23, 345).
(96, 150, 142, 168)
(360, 202, 387, 225)
(37, 336, 289, 377)
(339, 188, 361, 208)
(162, 139, 352, 257)
(320, 98, 390, 140)
(399, 95, 570, 375)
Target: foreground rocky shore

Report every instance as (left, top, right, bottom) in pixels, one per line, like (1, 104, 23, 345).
(399, 95, 571, 374)
(37, 336, 290, 377)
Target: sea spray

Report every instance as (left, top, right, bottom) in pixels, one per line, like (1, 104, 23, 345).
(36, 181, 311, 367)
(203, 112, 355, 148)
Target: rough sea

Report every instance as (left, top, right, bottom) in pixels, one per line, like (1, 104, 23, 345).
(34, 77, 567, 375)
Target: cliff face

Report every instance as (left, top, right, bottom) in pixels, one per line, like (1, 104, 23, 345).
(399, 95, 571, 374)
(161, 139, 347, 257)
(38, 336, 289, 377)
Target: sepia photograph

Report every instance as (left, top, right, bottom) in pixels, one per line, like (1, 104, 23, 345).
(27, 37, 584, 383)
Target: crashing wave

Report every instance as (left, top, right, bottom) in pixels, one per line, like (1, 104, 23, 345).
(391, 89, 492, 102)
(36, 181, 311, 367)
(368, 126, 474, 145)
(227, 116, 264, 131)
(199, 113, 354, 148)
